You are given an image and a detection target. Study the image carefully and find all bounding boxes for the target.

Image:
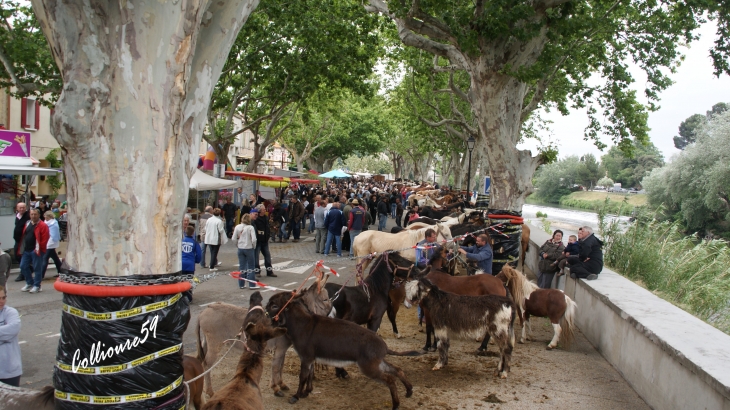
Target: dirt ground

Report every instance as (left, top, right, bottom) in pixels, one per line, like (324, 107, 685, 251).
(207, 305, 649, 410)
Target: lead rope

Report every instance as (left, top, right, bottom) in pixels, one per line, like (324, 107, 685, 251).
(182, 306, 265, 408)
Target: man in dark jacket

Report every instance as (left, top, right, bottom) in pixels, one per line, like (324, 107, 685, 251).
(347, 199, 367, 257)
(376, 195, 389, 231)
(253, 207, 275, 277)
(222, 198, 238, 238)
(324, 202, 344, 257)
(568, 226, 603, 280)
(12, 203, 29, 281)
(458, 233, 494, 275)
(288, 196, 305, 242)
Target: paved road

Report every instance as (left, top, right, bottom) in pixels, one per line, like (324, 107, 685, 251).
(4, 217, 372, 389)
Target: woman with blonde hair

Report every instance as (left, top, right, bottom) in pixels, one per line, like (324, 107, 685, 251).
(233, 213, 258, 289)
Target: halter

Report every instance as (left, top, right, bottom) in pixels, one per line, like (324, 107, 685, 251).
(387, 258, 414, 288)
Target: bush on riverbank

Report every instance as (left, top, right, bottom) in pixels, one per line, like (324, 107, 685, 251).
(600, 209, 730, 335)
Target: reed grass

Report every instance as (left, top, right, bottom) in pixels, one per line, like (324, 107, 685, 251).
(599, 204, 730, 335)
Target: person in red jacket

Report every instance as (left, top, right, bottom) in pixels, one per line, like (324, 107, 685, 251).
(18, 209, 49, 293)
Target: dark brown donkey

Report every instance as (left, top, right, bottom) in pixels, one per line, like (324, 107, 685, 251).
(405, 278, 516, 378)
(324, 252, 419, 379)
(266, 291, 414, 410)
(202, 292, 287, 410)
(415, 246, 507, 352)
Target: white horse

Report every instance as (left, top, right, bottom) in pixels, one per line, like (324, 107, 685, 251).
(353, 224, 453, 270)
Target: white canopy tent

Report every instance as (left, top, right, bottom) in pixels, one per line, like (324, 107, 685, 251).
(189, 168, 239, 191)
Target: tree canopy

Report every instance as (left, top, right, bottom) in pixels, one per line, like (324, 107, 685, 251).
(644, 110, 730, 237)
(0, 1, 60, 105)
(673, 102, 729, 150)
(367, 0, 730, 210)
(203, 0, 383, 169)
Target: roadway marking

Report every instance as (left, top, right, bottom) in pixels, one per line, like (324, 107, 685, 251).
(46, 333, 61, 338)
(284, 282, 298, 287)
(281, 263, 314, 274)
(35, 332, 52, 336)
(301, 237, 315, 242)
(199, 302, 217, 307)
(271, 260, 293, 269)
(18, 341, 26, 345)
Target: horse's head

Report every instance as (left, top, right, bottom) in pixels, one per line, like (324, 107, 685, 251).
(246, 292, 286, 346)
(427, 245, 447, 268)
(300, 282, 333, 317)
(265, 291, 298, 327)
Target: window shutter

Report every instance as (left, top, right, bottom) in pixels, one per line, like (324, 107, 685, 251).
(34, 101, 40, 130)
(21, 98, 28, 128)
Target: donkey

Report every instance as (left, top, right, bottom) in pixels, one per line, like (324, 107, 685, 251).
(202, 292, 287, 410)
(183, 355, 205, 410)
(496, 265, 577, 349)
(324, 252, 421, 379)
(266, 291, 414, 410)
(0, 384, 54, 410)
(405, 278, 516, 378)
(414, 246, 507, 353)
(196, 281, 332, 398)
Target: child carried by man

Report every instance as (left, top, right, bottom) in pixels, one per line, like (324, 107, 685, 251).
(555, 234, 580, 276)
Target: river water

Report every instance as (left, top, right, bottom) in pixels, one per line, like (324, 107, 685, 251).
(521, 203, 631, 238)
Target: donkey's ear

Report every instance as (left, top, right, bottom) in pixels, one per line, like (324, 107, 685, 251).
(245, 321, 256, 332)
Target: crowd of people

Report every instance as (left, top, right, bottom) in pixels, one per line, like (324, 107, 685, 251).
(2, 200, 65, 292)
(181, 178, 481, 288)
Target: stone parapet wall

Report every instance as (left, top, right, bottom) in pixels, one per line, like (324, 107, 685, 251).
(524, 222, 730, 410)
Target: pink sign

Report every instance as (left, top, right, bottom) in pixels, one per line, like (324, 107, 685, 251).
(0, 130, 31, 157)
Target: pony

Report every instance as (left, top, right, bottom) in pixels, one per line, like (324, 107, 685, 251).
(496, 265, 577, 349)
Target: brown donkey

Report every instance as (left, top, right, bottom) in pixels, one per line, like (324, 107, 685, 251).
(496, 265, 577, 349)
(266, 291, 414, 410)
(202, 292, 286, 410)
(183, 355, 205, 410)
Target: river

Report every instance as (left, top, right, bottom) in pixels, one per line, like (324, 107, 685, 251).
(521, 203, 631, 237)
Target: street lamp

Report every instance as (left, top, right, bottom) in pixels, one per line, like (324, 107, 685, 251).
(466, 135, 476, 197)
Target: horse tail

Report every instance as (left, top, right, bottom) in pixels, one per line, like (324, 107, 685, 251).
(560, 295, 577, 349)
(37, 385, 55, 407)
(387, 348, 424, 356)
(196, 318, 207, 364)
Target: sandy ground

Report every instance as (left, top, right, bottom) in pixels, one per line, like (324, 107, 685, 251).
(205, 304, 648, 410)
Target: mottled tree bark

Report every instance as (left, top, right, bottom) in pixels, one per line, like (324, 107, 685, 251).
(31, 0, 260, 276)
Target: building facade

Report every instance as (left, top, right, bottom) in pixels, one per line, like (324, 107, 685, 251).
(1, 88, 66, 200)
(197, 115, 291, 174)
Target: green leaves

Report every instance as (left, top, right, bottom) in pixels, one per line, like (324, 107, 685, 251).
(644, 109, 730, 235)
(0, 1, 61, 106)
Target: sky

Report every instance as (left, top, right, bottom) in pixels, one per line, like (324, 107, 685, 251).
(516, 22, 730, 163)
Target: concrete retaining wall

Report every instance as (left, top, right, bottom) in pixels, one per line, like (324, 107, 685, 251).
(524, 222, 730, 410)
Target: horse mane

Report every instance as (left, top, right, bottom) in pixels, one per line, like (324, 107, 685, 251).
(364, 254, 394, 294)
(501, 265, 537, 311)
(427, 245, 444, 266)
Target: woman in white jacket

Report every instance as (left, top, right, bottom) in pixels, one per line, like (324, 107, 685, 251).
(233, 212, 258, 289)
(42, 211, 63, 278)
(204, 209, 228, 272)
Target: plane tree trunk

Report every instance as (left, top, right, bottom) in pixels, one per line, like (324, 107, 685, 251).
(31, 0, 260, 275)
